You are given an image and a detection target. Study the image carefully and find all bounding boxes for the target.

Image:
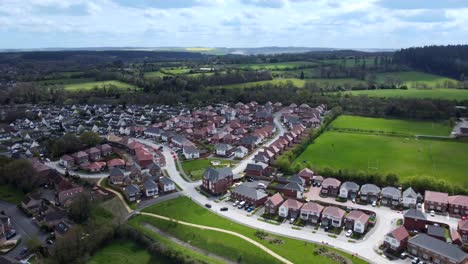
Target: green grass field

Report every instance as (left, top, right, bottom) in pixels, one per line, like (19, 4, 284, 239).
(144, 71, 169, 78)
(63, 80, 139, 91)
(181, 158, 238, 180)
(0, 184, 25, 204)
(161, 67, 192, 75)
(344, 88, 468, 101)
(331, 115, 452, 136)
(375, 71, 459, 88)
(88, 239, 170, 264)
(293, 131, 468, 184)
(231, 61, 318, 70)
(135, 196, 367, 264)
(212, 78, 306, 89)
(319, 58, 376, 68)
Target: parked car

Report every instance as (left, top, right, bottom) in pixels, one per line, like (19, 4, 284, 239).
(205, 203, 212, 208)
(238, 201, 246, 209)
(6, 230, 16, 240)
(345, 230, 353, 237)
(412, 257, 419, 264)
(352, 198, 356, 203)
(400, 252, 408, 259)
(372, 201, 377, 207)
(220, 207, 228, 211)
(233, 200, 239, 206)
(290, 218, 295, 224)
(430, 210, 435, 217)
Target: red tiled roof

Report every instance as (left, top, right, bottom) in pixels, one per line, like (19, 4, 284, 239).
(266, 193, 284, 207)
(388, 226, 409, 241)
(448, 195, 468, 207)
(459, 220, 468, 232)
(425, 191, 449, 204)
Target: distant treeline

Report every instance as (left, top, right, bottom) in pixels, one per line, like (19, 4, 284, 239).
(393, 45, 468, 80)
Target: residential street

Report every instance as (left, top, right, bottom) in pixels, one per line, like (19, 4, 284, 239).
(0, 201, 46, 258)
(74, 113, 461, 264)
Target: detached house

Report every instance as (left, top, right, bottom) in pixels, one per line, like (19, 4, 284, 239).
(264, 193, 284, 215)
(73, 151, 89, 164)
(183, 144, 200, 160)
(143, 179, 158, 197)
(381, 187, 402, 208)
(402, 187, 421, 208)
(384, 226, 409, 253)
(215, 143, 232, 157)
(278, 199, 304, 219)
(339, 181, 359, 200)
(320, 178, 341, 197)
(234, 146, 248, 159)
(321, 206, 346, 228)
(59, 155, 75, 169)
(403, 208, 427, 232)
(109, 167, 125, 185)
(125, 184, 141, 202)
(202, 167, 234, 196)
(360, 184, 380, 204)
(300, 201, 324, 224)
(297, 168, 314, 185)
(159, 176, 176, 193)
(344, 210, 370, 234)
(424, 191, 449, 213)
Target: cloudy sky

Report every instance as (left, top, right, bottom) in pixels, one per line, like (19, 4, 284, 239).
(0, 0, 467, 49)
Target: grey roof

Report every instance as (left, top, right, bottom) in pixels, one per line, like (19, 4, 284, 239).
(143, 179, 157, 190)
(427, 225, 446, 238)
(403, 187, 418, 199)
(159, 176, 174, 185)
(203, 167, 233, 182)
(183, 145, 199, 154)
(232, 183, 268, 201)
(381, 186, 402, 199)
(245, 162, 267, 172)
(284, 182, 304, 192)
(340, 181, 360, 192)
(404, 208, 427, 221)
(109, 167, 125, 177)
(145, 127, 161, 134)
(215, 143, 231, 151)
(360, 184, 381, 195)
(409, 234, 467, 263)
(288, 175, 305, 186)
(126, 184, 140, 194)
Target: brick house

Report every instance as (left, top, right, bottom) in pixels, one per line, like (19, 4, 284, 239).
(73, 151, 89, 164)
(264, 193, 284, 215)
(86, 147, 101, 161)
(320, 178, 341, 197)
(359, 184, 380, 204)
(297, 168, 314, 185)
(230, 182, 268, 207)
(448, 195, 468, 217)
(158, 177, 176, 193)
(201, 167, 233, 196)
(424, 191, 449, 213)
(124, 184, 141, 202)
(384, 226, 409, 253)
(59, 154, 75, 169)
(458, 220, 468, 244)
(408, 234, 467, 264)
(109, 167, 125, 185)
(381, 187, 402, 208)
(403, 208, 427, 232)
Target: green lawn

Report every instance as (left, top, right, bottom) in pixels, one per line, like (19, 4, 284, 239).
(181, 158, 238, 180)
(38, 78, 95, 86)
(344, 88, 468, 101)
(161, 67, 192, 75)
(136, 196, 367, 264)
(293, 131, 468, 185)
(330, 115, 452, 136)
(0, 184, 25, 204)
(88, 239, 172, 264)
(375, 71, 459, 88)
(63, 80, 139, 91)
(319, 58, 376, 68)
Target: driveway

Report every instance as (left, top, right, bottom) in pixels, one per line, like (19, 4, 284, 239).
(0, 201, 46, 258)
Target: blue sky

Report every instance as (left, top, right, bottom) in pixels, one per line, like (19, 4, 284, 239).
(0, 0, 467, 49)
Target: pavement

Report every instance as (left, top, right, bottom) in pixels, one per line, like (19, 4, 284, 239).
(0, 201, 47, 258)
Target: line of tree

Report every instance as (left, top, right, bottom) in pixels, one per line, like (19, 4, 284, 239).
(393, 45, 468, 80)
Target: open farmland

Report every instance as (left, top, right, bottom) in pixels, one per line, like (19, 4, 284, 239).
(330, 115, 452, 136)
(132, 196, 367, 264)
(211, 78, 306, 89)
(62, 80, 139, 91)
(293, 126, 468, 185)
(344, 88, 468, 101)
(231, 61, 318, 70)
(375, 71, 459, 88)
